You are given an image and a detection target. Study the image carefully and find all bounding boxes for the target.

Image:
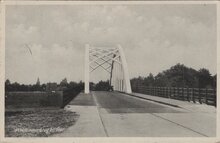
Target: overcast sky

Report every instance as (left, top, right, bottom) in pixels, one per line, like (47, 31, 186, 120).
(5, 4, 216, 84)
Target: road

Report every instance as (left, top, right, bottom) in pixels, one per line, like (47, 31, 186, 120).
(93, 91, 183, 113)
(55, 91, 216, 137)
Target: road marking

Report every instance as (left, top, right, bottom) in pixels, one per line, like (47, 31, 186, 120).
(151, 113, 208, 137)
(92, 92, 109, 137)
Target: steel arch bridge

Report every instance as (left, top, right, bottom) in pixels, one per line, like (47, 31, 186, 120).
(84, 44, 132, 94)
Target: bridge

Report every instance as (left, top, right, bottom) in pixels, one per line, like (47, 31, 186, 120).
(52, 44, 216, 137)
(55, 45, 216, 137)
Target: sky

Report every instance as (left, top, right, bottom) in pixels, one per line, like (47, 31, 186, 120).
(5, 4, 217, 84)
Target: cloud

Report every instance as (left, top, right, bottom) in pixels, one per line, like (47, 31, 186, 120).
(5, 4, 216, 84)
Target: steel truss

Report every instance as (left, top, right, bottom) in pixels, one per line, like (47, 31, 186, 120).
(84, 44, 132, 93)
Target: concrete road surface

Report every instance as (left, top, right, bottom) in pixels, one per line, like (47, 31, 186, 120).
(93, 91, 184, 113)
(54, 91, 216, 137)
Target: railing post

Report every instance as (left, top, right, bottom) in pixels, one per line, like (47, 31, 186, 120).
(165, 87, 166, 97)
(159, 87, 161, 97)
(157, 87, 159, 96)
(157, 87, 158, 96)
(169, 87, 172, 98)
(198, 88, 202, 104)
(148, 86, 150, 95)
(151, 87, 153, 95)
(163, 87, 165, 97)
(182, 88, 184, 101)
(146, 86, 148, 94)
(192, 88, 195, 103)
(214, 88, 216, 107)
(187, 87, 190, 102)
(154, 87, 156, 96)
(166, 87, 168, 98)
(177, 87, 179, 99)
(152, 87, 154, 95)
(205, 88, 208, 104)
(171, 87, 173, 98)
(158, 87, 159, 96)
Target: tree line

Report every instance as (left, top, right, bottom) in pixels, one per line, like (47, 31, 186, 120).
(5, 78, 46, 92)
(5, 78, 111, 92)
(5, 63, 217, 92)
(4, 78, 84, 92)
(131, 63, 216, 89)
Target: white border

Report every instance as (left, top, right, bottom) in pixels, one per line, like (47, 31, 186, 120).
(0, 1, 219, 143)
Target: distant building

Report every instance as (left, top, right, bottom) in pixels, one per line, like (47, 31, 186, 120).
(36, 77, 40, 86)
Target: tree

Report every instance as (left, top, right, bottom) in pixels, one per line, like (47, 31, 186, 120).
(143, 73, 154, 86)
(41, 84, 46, 91)
(90, 82, 95, 91)
(60, 78, 68, 87)
(154, 73, 169, 87)
(5, 79, 10, 85)
(197, 68, 212, 88)
(63, 80, 84, 94)
(5, 79, 11, 92)
(212, 74, 217, 88)
(147, 73, 155, 86)
(130, 76, 145, 91)
(130, 63, 215, 89)
(152, 64, 200, 87)
(95, 80, 111, 91)
(11, 82, 20, 91)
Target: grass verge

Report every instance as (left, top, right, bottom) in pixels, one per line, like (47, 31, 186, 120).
(5, 109, 79, 137)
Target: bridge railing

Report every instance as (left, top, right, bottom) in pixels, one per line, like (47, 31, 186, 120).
(62, 89, 81, 108)
(132, 86, 216, 106)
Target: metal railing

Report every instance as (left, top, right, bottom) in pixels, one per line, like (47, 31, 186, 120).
(132, 86, 216, 106)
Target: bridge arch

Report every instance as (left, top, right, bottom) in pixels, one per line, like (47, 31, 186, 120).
(84, 44, 132, 93)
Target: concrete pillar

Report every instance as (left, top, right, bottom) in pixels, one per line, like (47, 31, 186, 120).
(84, 44, 90, 93)
(117, 45, 132, 93)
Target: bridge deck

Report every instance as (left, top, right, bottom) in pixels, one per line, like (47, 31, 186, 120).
(54, 91, 216, 137)
(93, 91, 184, 113)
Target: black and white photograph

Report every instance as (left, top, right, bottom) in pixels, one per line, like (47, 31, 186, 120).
(1, 1, 218, 140)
